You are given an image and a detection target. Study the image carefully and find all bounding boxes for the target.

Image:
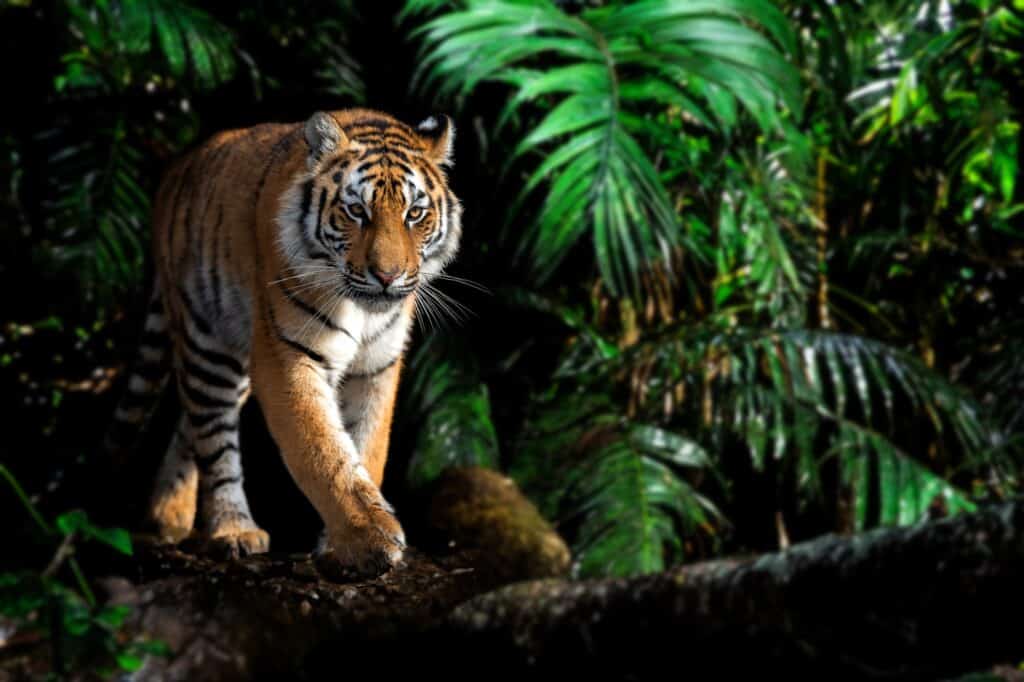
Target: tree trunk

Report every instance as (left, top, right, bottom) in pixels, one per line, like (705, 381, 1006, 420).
(8, 489, 1021, 680)
(447, 499, 1024, 679)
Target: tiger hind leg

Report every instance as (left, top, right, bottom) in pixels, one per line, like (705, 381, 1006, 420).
(103, 287, 171, 461)
(174, 303, 269, 558)
(147, 416, 198, 543)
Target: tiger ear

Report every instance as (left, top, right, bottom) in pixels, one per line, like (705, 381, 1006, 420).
(304, 111, 348, 170)
(416, 114, 455, 166)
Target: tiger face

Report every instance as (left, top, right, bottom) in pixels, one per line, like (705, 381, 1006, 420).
(277, 110, 461, 312)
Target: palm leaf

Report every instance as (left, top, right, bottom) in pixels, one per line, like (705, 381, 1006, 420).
(121, 0, 237, 90)
(401, 336, 500, 488)
(533, 298, 1005, 536)
(512, 385, 719, 577)
(411, 0, 801, 295)
(41, 121, 150, 297)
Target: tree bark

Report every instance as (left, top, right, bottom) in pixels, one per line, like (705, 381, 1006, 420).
(447, 499, 1024, 680)
(9, 494, 1021, 680)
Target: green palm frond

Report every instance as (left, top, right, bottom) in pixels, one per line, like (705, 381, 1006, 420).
(846, 0, 1021, 220)
(401, 336, 500, 488)
(637, 326, 1000, 514)
(518, 302, 1007, 575)
(571, 423, 717, 577)
(59, 0, 237, 93)
(309, 21, 364, 101)
(121, 0, 237, 90)
(977, 335, 1024, 445)
(42, 121, 150, 297)
(411, 0, 801, 295)
(713, 145, 817, 323)
(512, 389, 719, 577)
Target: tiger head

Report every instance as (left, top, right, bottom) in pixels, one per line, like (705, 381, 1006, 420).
(277, 109, 462, 312)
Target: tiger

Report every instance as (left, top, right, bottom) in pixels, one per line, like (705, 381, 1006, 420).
(104, 109, 462, 576)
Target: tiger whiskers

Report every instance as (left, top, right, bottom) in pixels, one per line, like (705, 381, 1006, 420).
(294, 277, 346, 346)
(267, 264, 337, 287)
(415, 281, 473, 331)
(431, 273, 490, 295)
(413, 290, 441, 335)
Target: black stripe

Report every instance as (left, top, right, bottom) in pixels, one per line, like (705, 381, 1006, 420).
(197, 419, 237, 441)
(195, 443, 236, 471)
(350, 117, 404, 131)
(359, 146, 413, 160)
(277, 332, 327, 365)
(350, 134, 417, 152)
(254, 129, 298, 197)
(316, 187, 328, 226)
(265, 290, 331, 367)
(298, 179, 314, 228)
(277, 280, 357, 341)
(169, 158, 197, 270)
(209, 476, 241, 492)
(348, 355, 399, 380)
(193, 145, 230, 284)
(182, 327, 245, 377)
(178, 286, 212, 335)
(365, 309, 402, 344)
(188, 410, 221, 429)
(311, 186, 327, 249)
(392, 160, 414, 177)
(181, 166, 199, 268)
(354, 161, 377, 175)
(210, 205, 225, 317)
(182, 355, 239, 391)
(306, 247, 333, 263)
(180, 377, 236, 411)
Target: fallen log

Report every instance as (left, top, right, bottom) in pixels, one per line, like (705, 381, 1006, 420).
(446, 498, 1024, 679)
(5, 485, 1020, 680)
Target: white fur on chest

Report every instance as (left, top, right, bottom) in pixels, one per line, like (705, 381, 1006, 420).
(282, 298, 410, 379)
(349, 309, 411, 376)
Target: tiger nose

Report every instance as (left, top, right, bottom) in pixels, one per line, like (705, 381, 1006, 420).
(370, 266, 401, 287)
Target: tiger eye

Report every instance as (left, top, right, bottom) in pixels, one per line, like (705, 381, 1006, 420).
(407, 206, 424, 220)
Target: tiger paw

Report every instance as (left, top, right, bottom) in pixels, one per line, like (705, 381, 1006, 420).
(315, 513, 406, 581)
(147, 466, 198, 543)
(203, 527, 271, 560)
(147, 499, 197, 544)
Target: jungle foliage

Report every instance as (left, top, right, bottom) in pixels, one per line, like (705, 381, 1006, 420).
(0, 0, 1021, 606)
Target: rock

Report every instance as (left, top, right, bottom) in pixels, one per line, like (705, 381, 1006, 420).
(425, 467, 572, 585)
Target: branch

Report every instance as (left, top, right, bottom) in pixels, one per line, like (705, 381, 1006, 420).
(59, 495, 1024, 680)
(447, 499, 1024, 679)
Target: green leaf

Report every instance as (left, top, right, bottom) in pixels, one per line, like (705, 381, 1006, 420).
(56, 510, 133, 555)
(890, 63, 919, 125)
(415, 0, 800, 295)
(116, 653, 145, 672)
(402, 336, 500, 489)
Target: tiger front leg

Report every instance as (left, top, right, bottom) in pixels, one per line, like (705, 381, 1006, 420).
(251, 335, 405, 578)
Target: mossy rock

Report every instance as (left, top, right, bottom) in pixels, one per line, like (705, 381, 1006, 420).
(426, 466, 571, 584)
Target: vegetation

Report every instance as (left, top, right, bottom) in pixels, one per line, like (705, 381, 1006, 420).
(1, 0, 1021, 671)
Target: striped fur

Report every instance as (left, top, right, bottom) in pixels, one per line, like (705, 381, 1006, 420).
(106, 109, 462, 572)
